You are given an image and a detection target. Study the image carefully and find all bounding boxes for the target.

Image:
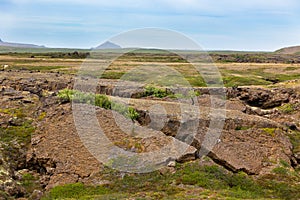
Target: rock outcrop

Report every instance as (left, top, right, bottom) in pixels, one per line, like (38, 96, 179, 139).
(124, 97, 293, 175)
(1, 71, 300, 199)
(27, 102, 197, 190)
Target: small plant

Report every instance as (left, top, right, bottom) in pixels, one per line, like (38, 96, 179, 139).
(57, 89, 74, 102)
(262, 128, 276, 137)
(95, 94, 111, 109)
(278, 103, 295, 114)
(288, 131, 300, 154)
(127, 107, 139, 121)
(143, 86, 201, 106)
(187, 90, 201, 105)
(272, 167, 288, 175)
(144, 85, 172, 98)
(188, 90, 201, 98)
(235, 126, 251, 131)
(0, 120, 34, 144)
(21, 173, 41, 196)
(280, 160, 290, 168)
(111, 102, 139, 121)
(37, 112, 47, 121)
(168, 93, 185, 99)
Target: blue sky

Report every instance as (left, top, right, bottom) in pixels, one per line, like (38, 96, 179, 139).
(1, 0, 300, 50)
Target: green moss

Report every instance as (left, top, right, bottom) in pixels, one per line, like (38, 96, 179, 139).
(220, 67, 300, 87)
(43, 161, 300, 199)
(288, 131, 300, 154)
(42, 183, 111, 200)
(0, 191, 11, 200)
(185, 76, 207, 87)
(20, 173, 42, 196)
(0, 106, 36, 191)
(272, 167, 288, 175)
(0, 108, 26, 118)
(143, 85, 172, 98)
(222, 76, 270, 87)
(279, 160, 290, 168)
(0, 120, 34, 144)
(278, 103, 295, 114)
(261, 128, 276, 137)
(258, 178, 300, 200)
(0, 121, 35, 174)
(174, 164, 263, 198)
(37, 112, 47, 121)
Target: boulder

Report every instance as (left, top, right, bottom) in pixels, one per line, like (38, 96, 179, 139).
(127, 97, 293, 175)
(27, 103, 197, 189)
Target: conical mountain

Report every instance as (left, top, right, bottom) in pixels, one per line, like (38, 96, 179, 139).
(96, 41, 121, 49)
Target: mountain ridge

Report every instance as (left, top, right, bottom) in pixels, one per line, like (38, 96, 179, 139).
(0, 38, 46, 48)
(95, 41, 121, 49)
(276, 45, 300, 54)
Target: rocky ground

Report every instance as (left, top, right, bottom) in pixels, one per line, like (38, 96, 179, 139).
(1, 71, 300, 199)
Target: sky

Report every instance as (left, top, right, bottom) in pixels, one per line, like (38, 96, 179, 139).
(1, 0, 300, 51)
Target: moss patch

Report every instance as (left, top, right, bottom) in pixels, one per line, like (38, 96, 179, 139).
(261, 128, 277, 137)
(278, 103, 296, 114)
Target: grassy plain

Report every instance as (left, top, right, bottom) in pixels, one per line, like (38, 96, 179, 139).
(1, 50, 300, 87)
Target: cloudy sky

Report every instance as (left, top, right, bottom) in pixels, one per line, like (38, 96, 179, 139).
(1, 0, 300, 50)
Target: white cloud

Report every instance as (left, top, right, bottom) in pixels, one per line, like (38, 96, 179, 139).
(4, 0, 300, 49)
(10, 0, 296, 9)
(10, 0, 150, 8)
(155, 0, 297, 13)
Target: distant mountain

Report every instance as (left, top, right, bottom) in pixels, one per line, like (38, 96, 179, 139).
(276, 46, 300, 54)
(96, 41, 121, 49)
(0, 38, 46, 48)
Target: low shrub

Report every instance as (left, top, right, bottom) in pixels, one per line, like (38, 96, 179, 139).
(144, 85, 172, 98)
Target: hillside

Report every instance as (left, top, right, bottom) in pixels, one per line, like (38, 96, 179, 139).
(0, 38, 46, 49)
(276, 45, 300, 54)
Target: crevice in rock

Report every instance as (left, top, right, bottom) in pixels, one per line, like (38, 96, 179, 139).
(26, 153, 57, 177)
(207, 151, 257, 175)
